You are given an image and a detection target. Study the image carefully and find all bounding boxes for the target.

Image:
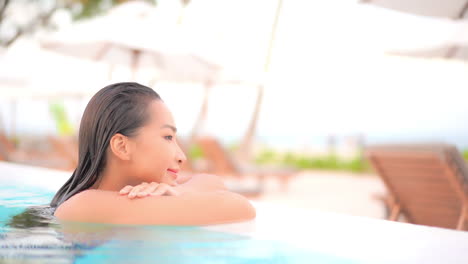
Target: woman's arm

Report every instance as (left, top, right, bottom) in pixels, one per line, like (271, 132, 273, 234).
(119, 174, 228, 198)
(54, 189, 255, 226)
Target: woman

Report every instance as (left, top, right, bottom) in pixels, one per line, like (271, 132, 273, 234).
(50, 82, 255, 225)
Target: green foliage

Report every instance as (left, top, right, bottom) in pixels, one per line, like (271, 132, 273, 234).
(255, 148, 370, 173)
(255, 149, 278, 164)
(188, 144, 204, 160)
(49, 102, 74, 136)
(70, 0, 157, 20)
(255, 147, 467, 173)
(227, 142, 239, 152)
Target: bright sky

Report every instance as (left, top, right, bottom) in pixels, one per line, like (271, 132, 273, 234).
(1, 0, 468, 149)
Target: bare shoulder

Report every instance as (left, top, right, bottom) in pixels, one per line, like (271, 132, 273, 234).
(54, 189, 117, 222)
(54, 189, 255, 226)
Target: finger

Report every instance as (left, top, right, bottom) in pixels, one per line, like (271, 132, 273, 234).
(166, 187, 180, 196)
(145, 182, 159, 194)
(119, 185, 133, 195)
(150, 184, 168, 196)
(128, 185, 145, 199)
(138, 182, 159, 197)
(168, 180, 178, 187)
(128, 182, 149, 198)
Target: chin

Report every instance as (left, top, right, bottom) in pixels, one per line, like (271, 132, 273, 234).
(142, 173, 164, 184)
(161, 175, 177, 186)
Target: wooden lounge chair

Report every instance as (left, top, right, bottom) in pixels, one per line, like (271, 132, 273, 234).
(195, 136, 295, 197)
(47, 135, 78, 170)
(0, 133, 75, 171)
(365, 143, 468, 230)
(0, 133, 15, 161)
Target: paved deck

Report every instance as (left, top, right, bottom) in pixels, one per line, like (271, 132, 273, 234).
(252, 170, 387, 219)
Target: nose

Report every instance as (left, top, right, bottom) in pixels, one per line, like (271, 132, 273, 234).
(176, 143, 187, 164)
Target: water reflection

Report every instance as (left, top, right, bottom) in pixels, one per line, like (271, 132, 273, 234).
(0, 185, 354, 263)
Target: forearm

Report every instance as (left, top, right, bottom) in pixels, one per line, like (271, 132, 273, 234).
(117, 174, 228, 198)
(55, 189, 256, 225)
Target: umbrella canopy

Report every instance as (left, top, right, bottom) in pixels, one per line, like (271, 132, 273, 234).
(40, 1, 253, 143)
(0, 41, 100, 138)
(361, 0, 468, 19)
(0, 38, 103, 100)
(361, 0, 468, 59)
(388, 44, 468, 60)
(40, 1, 222, 83)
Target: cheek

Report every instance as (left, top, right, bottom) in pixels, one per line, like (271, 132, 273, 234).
(135, 138, 179, 180)
(132, 139, 167, 181)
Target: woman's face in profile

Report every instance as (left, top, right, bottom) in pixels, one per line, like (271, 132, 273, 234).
(129, 100, 186, 185)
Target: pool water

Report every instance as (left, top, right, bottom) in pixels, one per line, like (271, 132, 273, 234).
(0, 185, 355, 263)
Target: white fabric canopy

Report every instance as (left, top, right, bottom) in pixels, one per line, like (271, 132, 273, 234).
(362, 0, 468, 19)
(362, 0, 468, 59)
(40, 1, 222, 84)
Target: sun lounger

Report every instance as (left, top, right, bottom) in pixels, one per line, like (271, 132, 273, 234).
(195, 136, 296, 197)
(0, 133, 75, 171)
(365, 143, 468, 230)
(47, 136, 78, 170)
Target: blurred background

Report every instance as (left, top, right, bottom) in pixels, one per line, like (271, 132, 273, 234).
(1, 0, 468, 220)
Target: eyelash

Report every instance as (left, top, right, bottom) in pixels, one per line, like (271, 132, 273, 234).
(164, 135, 173, 141)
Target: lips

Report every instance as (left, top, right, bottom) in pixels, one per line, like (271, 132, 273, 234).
(166, 169, 179, 181)
(167, 169, 179, 174)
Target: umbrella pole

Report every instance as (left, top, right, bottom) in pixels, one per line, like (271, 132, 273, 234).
(131, 49, 141, 81)
(444, 0, 468, 58)
(108, 64, 114, 80)
(457, 1, 468, 19)
(149, 53, 164, 87)
(94, 44, 114, 80)
(10, 99, 16, 141)
(149, 78, 158, 88)
(189, 81, 212, 144)
(0, 102, 5, 135)
(238, 0, 283, 161)
(237, 84, 264, 161)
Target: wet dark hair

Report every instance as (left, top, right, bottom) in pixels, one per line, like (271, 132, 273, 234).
(50, 82, 161, 208)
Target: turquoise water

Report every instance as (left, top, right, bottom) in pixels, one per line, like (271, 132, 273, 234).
(0, 185, 356, 263)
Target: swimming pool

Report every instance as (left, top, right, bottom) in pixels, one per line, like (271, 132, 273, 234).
(1, 161, 468, 263)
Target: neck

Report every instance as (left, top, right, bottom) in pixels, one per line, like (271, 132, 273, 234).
(93, 159, 134, 191)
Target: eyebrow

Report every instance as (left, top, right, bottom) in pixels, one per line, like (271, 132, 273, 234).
(161, 124, 177, 133)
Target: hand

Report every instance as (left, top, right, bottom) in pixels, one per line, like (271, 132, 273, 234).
(119, 182, 180, 199)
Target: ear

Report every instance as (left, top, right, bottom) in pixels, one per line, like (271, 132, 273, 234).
(109, 133, 132, 161)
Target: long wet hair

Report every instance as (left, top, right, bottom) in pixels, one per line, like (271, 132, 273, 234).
(50, 82, 161, 208)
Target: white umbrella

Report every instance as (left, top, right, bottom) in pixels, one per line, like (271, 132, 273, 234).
(361, 0, 468, 59)
(41, 1, 221, 83)
(0, 45, 85, 137)
(40, 1, 227, 141)
(361, 0, 468, 19)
